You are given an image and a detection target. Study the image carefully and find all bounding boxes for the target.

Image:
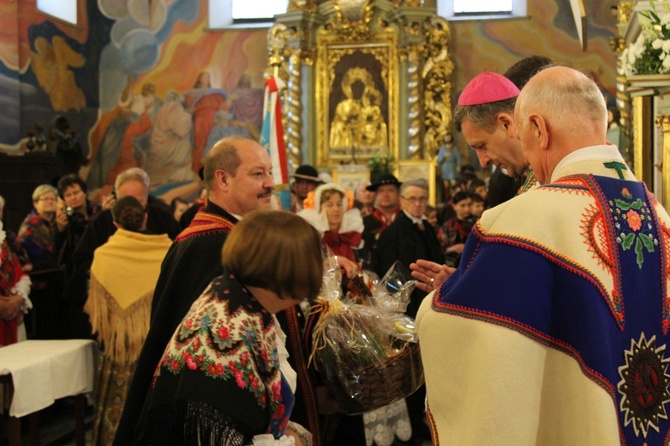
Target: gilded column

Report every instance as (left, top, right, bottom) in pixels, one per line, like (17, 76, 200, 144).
(406, 45, 422, 159)
(656, 114, 670, 209)
(633, 96, 647, 182)
(285, 50, 303, 165)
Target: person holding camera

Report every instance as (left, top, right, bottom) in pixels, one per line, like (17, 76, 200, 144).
(54, 174, 100, 339)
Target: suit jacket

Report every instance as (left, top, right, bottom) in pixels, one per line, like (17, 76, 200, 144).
(373, 211, 444, 318)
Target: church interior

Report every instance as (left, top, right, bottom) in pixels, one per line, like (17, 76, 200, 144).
(0, 0, 664, 444)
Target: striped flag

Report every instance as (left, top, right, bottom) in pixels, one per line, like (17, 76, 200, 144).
(260, 76, 291, 210)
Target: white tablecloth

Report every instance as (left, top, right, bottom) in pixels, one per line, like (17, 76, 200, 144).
(0, 340, 97, 417)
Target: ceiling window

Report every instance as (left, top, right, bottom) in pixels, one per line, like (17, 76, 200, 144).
(209, 0, 288, 28)
(37, 0, 77, 25)
(439, 0, 526, 21)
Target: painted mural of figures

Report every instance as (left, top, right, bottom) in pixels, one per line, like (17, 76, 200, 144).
(30, 36, 86, 112)
(88, 77, 159, 191)
(104, 81, 159, 185)
(202, 109, 256, 159)
(229, 74, 264, 133)
(144, 90, 194, 187)
(184, 71, 231, 173)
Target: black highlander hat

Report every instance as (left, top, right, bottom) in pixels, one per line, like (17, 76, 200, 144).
(366, 173, 402, 192)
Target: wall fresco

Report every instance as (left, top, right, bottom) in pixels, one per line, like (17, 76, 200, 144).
(0, 0, 619, 202)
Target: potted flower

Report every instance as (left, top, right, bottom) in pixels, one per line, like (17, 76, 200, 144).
(622, 1, 670, 77)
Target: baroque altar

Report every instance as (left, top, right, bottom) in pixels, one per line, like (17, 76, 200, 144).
(266, 0, 453, 175)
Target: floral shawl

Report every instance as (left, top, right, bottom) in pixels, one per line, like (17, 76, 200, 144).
(18, 210, 56, 269)
(138, 272, 294, 444)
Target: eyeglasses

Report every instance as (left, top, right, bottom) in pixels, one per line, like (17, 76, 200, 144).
(38, 196, 57, 202)
(402, 196, 428, 204)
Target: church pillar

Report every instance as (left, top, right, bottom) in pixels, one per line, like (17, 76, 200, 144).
(656, 114, 670, 209)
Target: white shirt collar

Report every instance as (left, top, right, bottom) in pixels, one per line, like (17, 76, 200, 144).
(550, 144, 624, 183)
(403, 210, 426, 225)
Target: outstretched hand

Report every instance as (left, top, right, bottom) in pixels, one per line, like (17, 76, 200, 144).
(335, 255, 359, 279)
(410, 259, 455, 293)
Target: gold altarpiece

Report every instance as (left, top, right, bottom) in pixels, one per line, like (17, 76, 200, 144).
(266, 0, 453, 176)
(615, 1, 670, 208)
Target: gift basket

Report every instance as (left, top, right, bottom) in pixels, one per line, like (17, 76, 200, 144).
(309, 259, 424, 415)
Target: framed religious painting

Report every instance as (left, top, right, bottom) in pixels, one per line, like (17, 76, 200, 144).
(316, 34, 398, 167)
(332, 166, 370, 194)
(396, 159, 437, 206)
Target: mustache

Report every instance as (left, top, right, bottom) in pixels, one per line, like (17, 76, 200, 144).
(257, 188, 273, 199)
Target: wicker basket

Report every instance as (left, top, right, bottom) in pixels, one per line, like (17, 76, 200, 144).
(323, 340, 424, 415)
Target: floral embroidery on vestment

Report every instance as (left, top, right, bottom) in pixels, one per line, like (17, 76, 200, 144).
(610, 187, 658, 269)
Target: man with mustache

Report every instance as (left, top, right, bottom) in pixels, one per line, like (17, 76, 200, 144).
(114, 136, 276, 444)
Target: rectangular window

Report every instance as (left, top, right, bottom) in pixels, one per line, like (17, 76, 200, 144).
(439, 0, 526, 21)
(233, 1, 288, 21)
(209, 0, 288, 29)
(37, 0, 77, 25)
(453, 0, 513, 14)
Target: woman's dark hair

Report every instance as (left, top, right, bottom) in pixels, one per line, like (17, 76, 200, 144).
(112, 196, 145, 232)
(57, 174, 87, 198)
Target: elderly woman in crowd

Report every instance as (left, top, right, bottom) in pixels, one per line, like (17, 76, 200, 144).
(18, 184, 58, 270)
(134, 210, 322, 446)
(299, 182, 364, 263)
(85, 196, 172, 445)
(17, 184, 63, 339)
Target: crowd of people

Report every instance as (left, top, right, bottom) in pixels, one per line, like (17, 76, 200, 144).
(0, 56, 661, 446)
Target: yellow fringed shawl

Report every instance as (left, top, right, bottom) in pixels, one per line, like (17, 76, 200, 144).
(85, 228, 172, 364)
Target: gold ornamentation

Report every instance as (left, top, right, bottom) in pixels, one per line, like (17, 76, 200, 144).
(287, 0, 317, 13)
(422, 16, 454, 159)
(316, 32, 398, 166)
(322, 0, 375, 41)
(610, 37, 626, 55)
(406, 46, 422, 158)
(618, 2, 634, 24)
(285, 51, 303, 165)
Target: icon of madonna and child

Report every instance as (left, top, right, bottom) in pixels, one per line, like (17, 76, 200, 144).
(329, 67, 388, 162)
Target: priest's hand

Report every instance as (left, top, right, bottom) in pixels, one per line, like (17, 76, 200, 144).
(410, 259, 455, 293)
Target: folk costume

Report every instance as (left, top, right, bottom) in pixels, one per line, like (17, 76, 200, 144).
(360, 174, 402, 269)
(299, 183, 364, 263)
(0, 222, 32, 346)
(18, 209, 56, 270)
(113, 201, 236, 444)
(85, 228, 171, 445)
(417, 145, 670, 445)
(135, 273, 308, 445)
(114, 202, 323, 446)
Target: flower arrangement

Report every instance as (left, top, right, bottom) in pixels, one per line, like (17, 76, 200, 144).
(368, 151, 395, 181)
(621, 1, 670, 76)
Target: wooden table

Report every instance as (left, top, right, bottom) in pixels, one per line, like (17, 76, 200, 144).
(0, 340, 97, 446)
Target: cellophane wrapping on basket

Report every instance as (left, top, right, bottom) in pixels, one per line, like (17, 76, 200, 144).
(310, 260, 424, 415)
